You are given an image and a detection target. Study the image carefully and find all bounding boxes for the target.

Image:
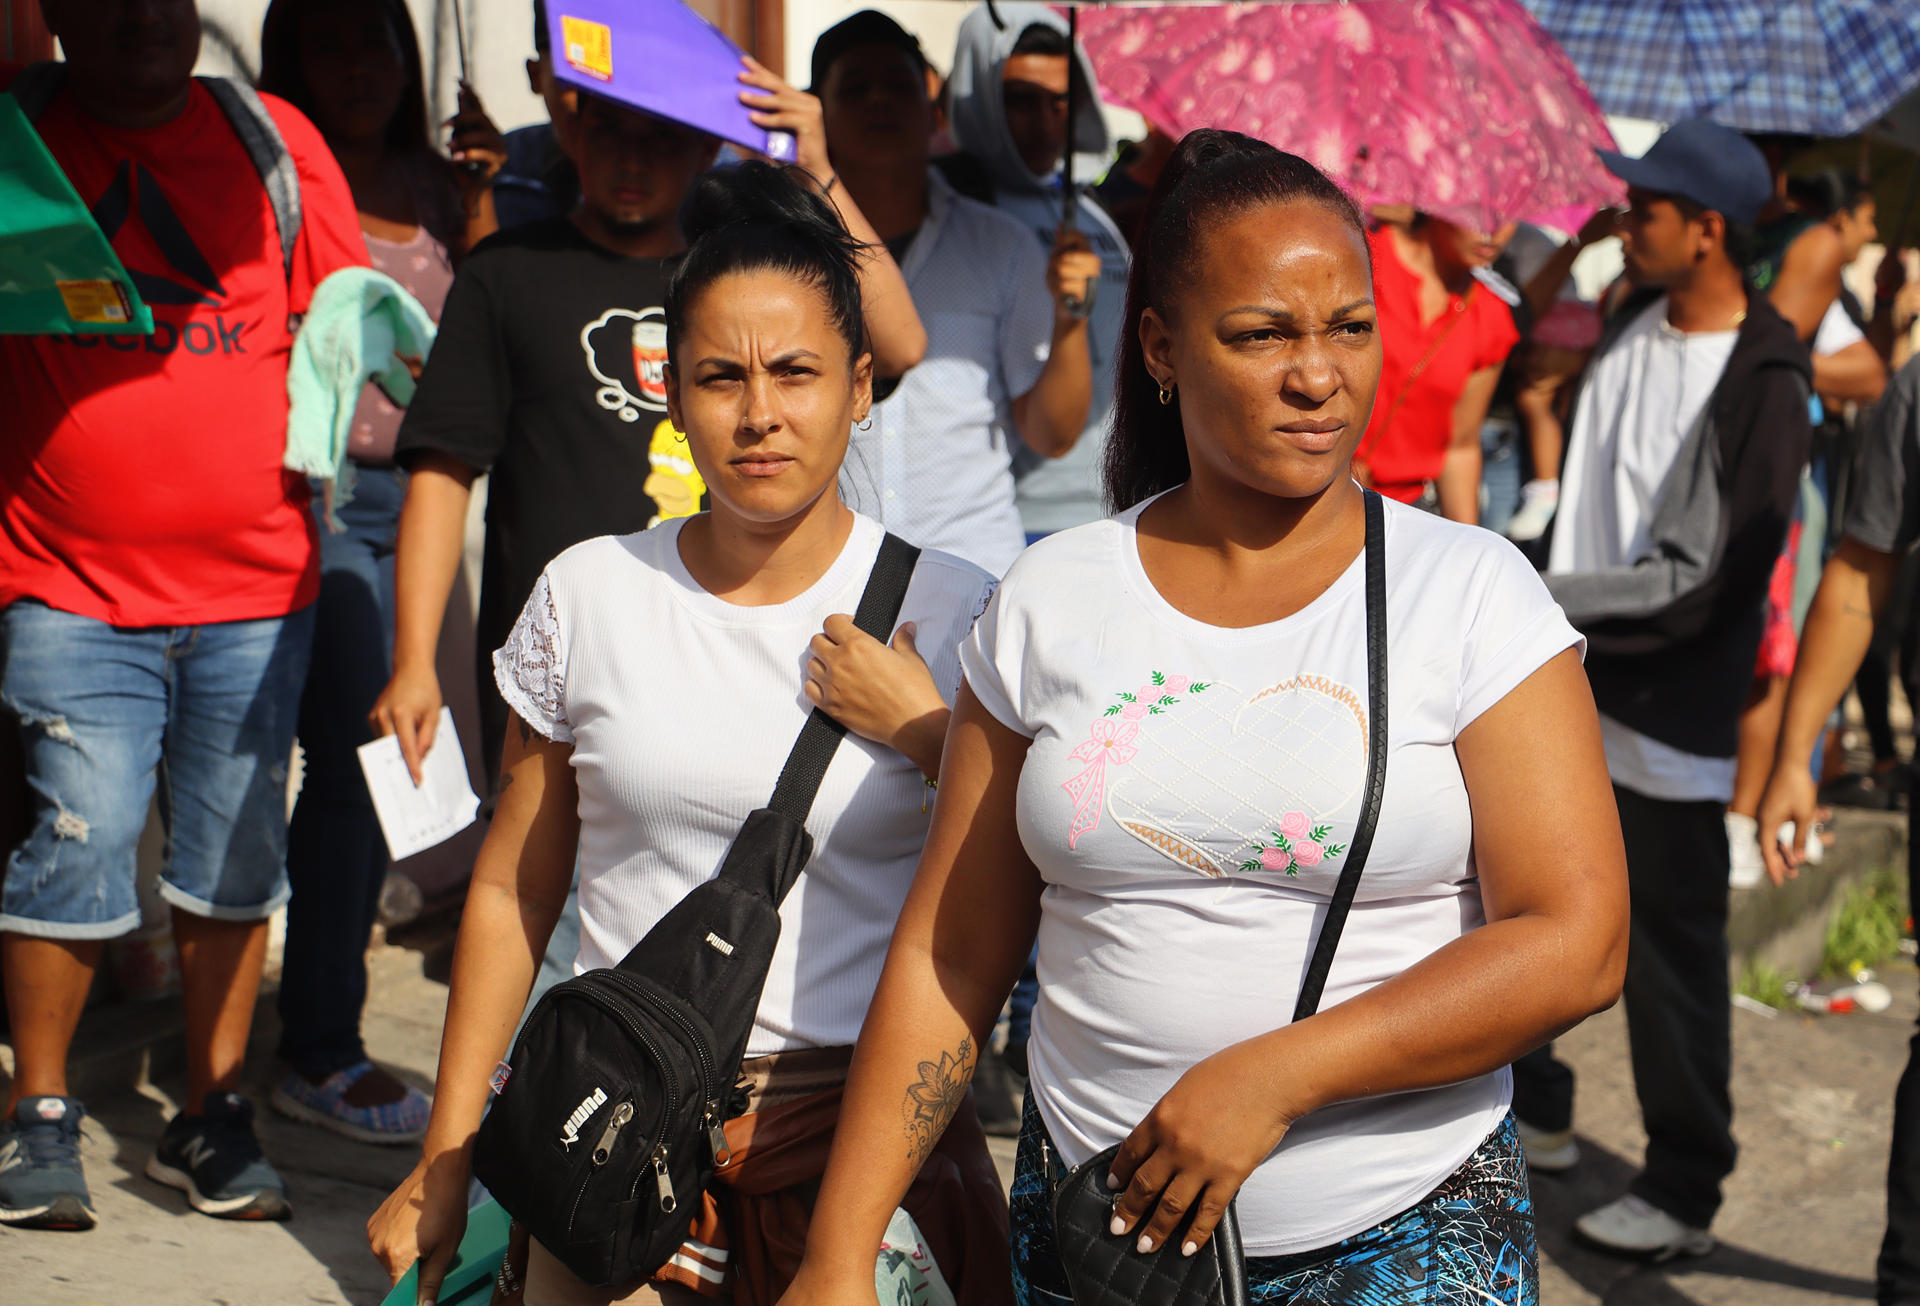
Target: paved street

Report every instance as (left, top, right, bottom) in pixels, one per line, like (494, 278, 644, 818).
(2, 930, 1912, 1305)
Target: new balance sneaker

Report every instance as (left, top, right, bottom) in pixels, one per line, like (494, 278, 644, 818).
(146, 1092, 291, 1220)
(0, 1096, 95, 1230)
(271, 1062, 431, 1145)
(1574, 1194, 1714, 1261)
(1515, 1118, 1580, 1173)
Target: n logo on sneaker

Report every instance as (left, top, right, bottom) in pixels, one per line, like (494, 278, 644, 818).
(180, 1135, 217, 1170)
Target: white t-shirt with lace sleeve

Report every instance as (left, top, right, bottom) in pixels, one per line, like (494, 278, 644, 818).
(494, 513, 994, 1056)
(958, 493, 1582, 1256)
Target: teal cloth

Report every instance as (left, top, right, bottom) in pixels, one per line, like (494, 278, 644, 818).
(286, 266, 436, 520)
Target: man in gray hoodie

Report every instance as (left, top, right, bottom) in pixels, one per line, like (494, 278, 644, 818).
(947, 3, 1131, 537)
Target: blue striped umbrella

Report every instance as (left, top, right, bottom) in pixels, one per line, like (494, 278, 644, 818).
(1520, 0, 1920, 136)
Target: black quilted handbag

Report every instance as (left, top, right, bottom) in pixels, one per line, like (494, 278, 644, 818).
(1046, 491, 1391, 1306)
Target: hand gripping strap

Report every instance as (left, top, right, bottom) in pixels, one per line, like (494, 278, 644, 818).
(767, 532, 922, 827)
(1292, 491, 1388, 1022)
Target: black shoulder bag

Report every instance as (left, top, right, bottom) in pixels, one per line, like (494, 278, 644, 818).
(472, 533, 921, 1288)
(1046, 491, 1390, 1306)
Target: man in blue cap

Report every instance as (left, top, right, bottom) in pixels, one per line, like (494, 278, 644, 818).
(1512, 118, 1813, 1259)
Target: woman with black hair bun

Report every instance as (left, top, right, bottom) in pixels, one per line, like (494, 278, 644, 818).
(368, 161, 1009, 1306)
(781, 130, 1628, 1306)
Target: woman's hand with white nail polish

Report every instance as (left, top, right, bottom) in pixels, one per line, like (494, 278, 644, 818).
(1104, 1037, 1301, 1256)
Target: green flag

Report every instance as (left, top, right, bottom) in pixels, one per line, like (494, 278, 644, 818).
(0, 92, 153, 336)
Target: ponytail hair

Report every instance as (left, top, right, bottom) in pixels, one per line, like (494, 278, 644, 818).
(1105, 129, 1369, 512)
(665, 161, 868, 366)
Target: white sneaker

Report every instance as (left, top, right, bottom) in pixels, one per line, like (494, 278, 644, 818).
(1507, 478, 1560, 542)
(1515, 1118, 1579, 1173)
(1779, 820, 1823, 865)
(1575, 1194, 1715, 1261)
(1726, 812, 1765, 889)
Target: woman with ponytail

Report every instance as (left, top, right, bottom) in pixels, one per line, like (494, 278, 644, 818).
(782, 131, 1627, 1305)
(367, 161, 1006, 1306)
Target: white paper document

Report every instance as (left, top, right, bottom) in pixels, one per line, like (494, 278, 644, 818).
(357, 707, 480, 861)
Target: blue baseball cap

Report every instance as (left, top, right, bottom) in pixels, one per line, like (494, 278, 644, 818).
(1598, 119, 1773, 226)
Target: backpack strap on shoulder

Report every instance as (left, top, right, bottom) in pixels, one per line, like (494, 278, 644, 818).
(8, 61, 68, 121)
(198, 76, 302, 286)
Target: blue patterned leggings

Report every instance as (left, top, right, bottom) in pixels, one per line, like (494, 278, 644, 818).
(1009, 1098, 1538, 1306)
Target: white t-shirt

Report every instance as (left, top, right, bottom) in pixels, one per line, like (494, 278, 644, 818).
(959, 494, 1582, 1255)
(494, 513, 994, 1057)
(1548, 298, 1740, 802)
(1814, 299, 1865, 357)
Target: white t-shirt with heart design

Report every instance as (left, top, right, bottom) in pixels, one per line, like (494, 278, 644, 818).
(959, 492, 1583, 1256)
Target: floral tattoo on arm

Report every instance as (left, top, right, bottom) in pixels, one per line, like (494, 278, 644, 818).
(902, 1035, 975, 1165)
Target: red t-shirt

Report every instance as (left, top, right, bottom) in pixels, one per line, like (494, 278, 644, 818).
(0, 72, 369, 626)
(1356, 227, 1519, 502)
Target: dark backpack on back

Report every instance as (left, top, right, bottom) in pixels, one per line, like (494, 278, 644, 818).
(472, 533, 921, 1288)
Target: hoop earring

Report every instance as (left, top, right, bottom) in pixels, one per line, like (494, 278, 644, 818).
(1157, 382, 1174, 406)
(856, 416, 874, 431)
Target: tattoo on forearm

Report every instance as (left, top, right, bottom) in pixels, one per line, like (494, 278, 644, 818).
(1844, 601, 1877, 620)
(517, 716, 532, 744)
(902, 1035, 975, 1166)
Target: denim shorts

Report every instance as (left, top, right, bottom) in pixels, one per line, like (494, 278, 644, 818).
(0, 600, 315, 938)
(1010, 1094, 1537, 1306)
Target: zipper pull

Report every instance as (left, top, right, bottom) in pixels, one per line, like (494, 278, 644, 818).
(704, 1102, 732, 1169)
(652, 1144, 677, 1213)
(590, 1102, 634, 1166)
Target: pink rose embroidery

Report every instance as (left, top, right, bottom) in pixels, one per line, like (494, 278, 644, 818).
(1259, 846, 1292, 872)
(1166, 675, 1191, 694)
(1278, 811, 1310, 840)
(1292, 840, 1324, 868)
(1121, 701, 1149, 720)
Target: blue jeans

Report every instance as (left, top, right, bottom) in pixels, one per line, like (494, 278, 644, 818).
(0, 599, 314, 937)
(278, 468, 404, 1078)
(1480, 415, 1523, 537)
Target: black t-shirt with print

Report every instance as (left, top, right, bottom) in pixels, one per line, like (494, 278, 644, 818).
(396, 217, 684, 678)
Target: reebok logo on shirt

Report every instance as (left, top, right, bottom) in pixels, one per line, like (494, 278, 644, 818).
(52, 159, 253, 357)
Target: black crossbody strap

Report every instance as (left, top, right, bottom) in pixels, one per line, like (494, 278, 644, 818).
(767, 532, 922, 825)
(1293, 491, 1389, 1022)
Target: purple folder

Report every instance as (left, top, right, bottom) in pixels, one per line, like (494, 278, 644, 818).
(546, 0, 796, 161)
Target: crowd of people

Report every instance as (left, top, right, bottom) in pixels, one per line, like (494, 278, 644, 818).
(5, 2, 1920, 1305)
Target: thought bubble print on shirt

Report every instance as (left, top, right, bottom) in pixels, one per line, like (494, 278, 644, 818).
(1066, 672, 1367, 878)
(580, 306, 669, 420)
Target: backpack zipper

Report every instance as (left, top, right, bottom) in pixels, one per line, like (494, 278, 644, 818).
(603, 972, 718, 1102)
(601, 973, 731, 1164)
(650, 1144, 677, 1213)
(589, 1102, 634, 1166)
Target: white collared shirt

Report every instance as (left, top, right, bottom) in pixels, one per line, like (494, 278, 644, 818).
(847, 170, 1054, 576)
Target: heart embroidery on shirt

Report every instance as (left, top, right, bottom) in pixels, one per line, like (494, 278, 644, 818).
(1071, 674, 1368, 878)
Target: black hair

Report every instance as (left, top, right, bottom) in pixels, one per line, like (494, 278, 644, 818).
(259, 0, 431, 157)
(1669, 193, 1757, 275)
(534, 0, 549, 54)
(1011, 23, 1072, 59)
(1105, 129, 1371, 512)
(1787, 168, 1873, 221)
(665, 161, 868, 369)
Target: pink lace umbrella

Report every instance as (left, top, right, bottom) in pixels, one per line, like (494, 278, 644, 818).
(1071, 0, 1625, 233)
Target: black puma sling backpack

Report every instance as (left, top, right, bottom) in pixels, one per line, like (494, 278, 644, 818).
(472, 532, 921, 1287)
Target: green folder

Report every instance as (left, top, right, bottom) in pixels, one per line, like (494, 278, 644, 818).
(0, 92, 152, 336)
(380, 1200, 513, 1306)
